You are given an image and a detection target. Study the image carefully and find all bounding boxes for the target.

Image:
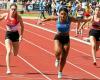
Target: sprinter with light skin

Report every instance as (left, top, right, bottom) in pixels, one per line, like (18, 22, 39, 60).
(38, 7, 90, 79)
(0, 3, 24, 74)
(89, 7, 100, 66)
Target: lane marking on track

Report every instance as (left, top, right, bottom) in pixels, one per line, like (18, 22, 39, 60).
(0, 23, 100, 79)
(0, 28, 52, 80)
(0, 75, 46, 80)
(18, 55, 51, 80)
(24, 21, 91, 46)
(24, 29, 53, 41)
(22, 39, 100, 79)
(24, 28, 91, 57)
(0, 26, 91, 58)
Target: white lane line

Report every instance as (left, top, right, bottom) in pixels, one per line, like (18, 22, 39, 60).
(0, 24, 93, 58)
(0, 23, 99, 79)
(22, 38, 100, 79)
(0, 75, 46, 80)
(24, 29, 53, 41)
(24, 21, 91, 45)
(0, 41, 51, 80)
(17, 55, 51, 80)
(24, 28, 92, 57)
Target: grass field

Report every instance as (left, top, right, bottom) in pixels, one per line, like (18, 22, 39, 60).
(20, 11, 49, 18)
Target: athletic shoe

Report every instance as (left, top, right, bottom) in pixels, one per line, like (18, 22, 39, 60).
(6, 70, 11, 75)
(93, 62, 97, 66)
(55, 59, 59, 68)
(58, 72, 62, 79)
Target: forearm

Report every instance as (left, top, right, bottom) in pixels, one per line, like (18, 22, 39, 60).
(0, 14, 5, 21)
(20, 26, 24, 36)
(0, 16, 4, 21)
(19, 16, 24, 36)
(41, 18, 52, 22)
(41, 16, 57, 22)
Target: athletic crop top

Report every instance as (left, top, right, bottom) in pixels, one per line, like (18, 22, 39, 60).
(6, 13, 19, 31)
(92, 21, 100, 29)
(56, 16, 71, 33)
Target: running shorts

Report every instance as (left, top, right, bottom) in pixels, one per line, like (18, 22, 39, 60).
(5, 31, 19, 42)
(89, 29, 100, 41)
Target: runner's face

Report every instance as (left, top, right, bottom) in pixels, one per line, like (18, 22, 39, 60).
(59, 11, 67, 22)
(95, 8, 100, 15)
(10, 6, 17, 16)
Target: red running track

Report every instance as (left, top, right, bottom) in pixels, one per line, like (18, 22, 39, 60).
(0, 19, 100, 80)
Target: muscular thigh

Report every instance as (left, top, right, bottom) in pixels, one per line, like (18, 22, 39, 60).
(54, 40, 62, 52)
(12, 42, 19, 52)
(5, 39, 12, 52)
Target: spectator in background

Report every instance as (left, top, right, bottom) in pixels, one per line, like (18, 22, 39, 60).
(3, 0, 7, 9)
(71, 1, 78, 17)
(10, 0, 17, 3)
(82, 0, 87, 9)
(51, 0, 56, 16)
(39, 0, 46, 19)
(55, 0, 60, 15)
(91, 0, 97, 10)
(0, 0, 3, 9)
(47, 0, 52, 15)
(75, 3, 84, 37)
(56, 0, 66, 15)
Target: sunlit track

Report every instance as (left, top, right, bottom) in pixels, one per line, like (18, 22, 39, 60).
(0, 28, 52, 80)
(0, 26, 92, 57)
(24, 29, 53, 41)
(0, 33, 100, 79)
(0, 23, 100, 79)
(24, 27, 92, 57)
(23, 28, 92, 57)
(23, 21, 91, 45)
(0, 42, 52, 80)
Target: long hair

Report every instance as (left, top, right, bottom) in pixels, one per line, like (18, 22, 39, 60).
(10, 3, 17, 9)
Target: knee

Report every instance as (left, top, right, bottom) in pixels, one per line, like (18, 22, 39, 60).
(13, 52, 18, 56)
(91, 45, 96, 50)
(6, 50, 11, 55)
(55, 49, 61, 56)
(96, 47, 99, 51)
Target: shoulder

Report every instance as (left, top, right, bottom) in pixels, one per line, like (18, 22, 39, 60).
(1, 13, 8, 17)
(17, 14, 22, 21)
(0, 13, 8, 20)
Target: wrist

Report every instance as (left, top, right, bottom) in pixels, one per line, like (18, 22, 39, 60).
(20, 35, 23, 37)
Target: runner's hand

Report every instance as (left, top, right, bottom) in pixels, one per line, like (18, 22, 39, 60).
(19, 35, 23, 42)
(37, 20, 42, 25)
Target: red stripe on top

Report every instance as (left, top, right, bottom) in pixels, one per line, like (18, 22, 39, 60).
(6, 13, 19, 27)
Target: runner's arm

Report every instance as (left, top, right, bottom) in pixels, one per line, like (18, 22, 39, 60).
(18, 15, 24, 37)
(0, 13, 7, 21)
(38, 16, 58, 24)
(70, 16, 92, 23)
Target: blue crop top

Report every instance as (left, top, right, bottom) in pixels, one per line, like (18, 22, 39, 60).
(56, 16, 71, 33)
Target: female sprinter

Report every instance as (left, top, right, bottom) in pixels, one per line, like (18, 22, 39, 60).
(0, 3, 24, 74)
(89, 6, 100, 66)
(38, 7, 90, 79)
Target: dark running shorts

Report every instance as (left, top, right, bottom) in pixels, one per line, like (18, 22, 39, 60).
(89, 29, 100, 41)
(54, 33, 70, 45)
(5, 31, 19, 42)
